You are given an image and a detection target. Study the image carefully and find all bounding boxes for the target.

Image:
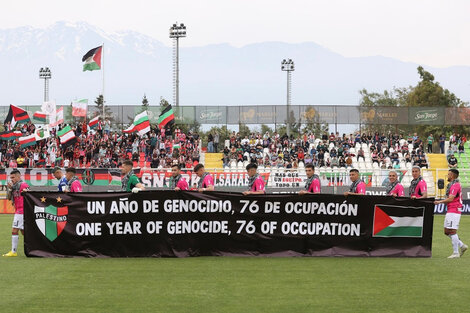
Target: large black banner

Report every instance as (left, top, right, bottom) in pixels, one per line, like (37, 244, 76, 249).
(23, 191, 434, 258)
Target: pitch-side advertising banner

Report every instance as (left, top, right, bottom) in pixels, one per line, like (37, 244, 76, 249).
(24, 191, 434, 258)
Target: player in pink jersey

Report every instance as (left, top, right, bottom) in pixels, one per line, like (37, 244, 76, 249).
(243, 163, 265, 195)
(409, 166, 427, 199)
(63, 168, 83, 193)
(194, 164, 214, 192)
(170, 163, 189, 191)
(344, 169, 366, 196)
(299, 163, 321, 195)
(387, 171, 404, 197)
(434, 169, 468, 258)
(3, 170, 30, 257)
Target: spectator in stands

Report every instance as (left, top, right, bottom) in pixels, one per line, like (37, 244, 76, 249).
(357, 147, 365, 162)
(458, 142, 465, 156)
(345, 155, 353, 168)
(439, 134, 446, 154)
(427, 134, 434, 153)
(448, 154, 458, 169)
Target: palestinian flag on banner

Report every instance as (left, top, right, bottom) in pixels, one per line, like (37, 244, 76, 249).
(5, 104, 30, 128)
(18, 134, 37, 148)
(108, 169, 122, 186)
(373, 205, 424, 238)
(158, 105, 175, 129)
(82, 46, 102, 71)
(0, 130, 22, 141)
(89, 116, 100, 129)
(33, 111, 47, 123)
(72, 99, 88, 117)
(58, 125, 76, 144)
(123, 111, 150, 136)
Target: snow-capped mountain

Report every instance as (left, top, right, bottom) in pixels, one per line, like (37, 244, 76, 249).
(0, 21, 469, 106)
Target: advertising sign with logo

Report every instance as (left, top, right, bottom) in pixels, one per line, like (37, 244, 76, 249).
(408, 107, 445, 125)
(360, 107, 408, 125)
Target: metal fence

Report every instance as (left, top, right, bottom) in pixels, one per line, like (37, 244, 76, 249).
(3, 105, 470, 127)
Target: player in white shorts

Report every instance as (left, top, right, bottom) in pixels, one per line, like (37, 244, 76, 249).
(435, 169, 468, 258)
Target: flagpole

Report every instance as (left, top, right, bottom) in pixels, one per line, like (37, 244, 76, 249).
(102, 42, 105, 118)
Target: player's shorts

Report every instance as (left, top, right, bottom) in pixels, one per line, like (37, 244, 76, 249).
(12, 214, 24, 230)
(444, 212, 461, 230)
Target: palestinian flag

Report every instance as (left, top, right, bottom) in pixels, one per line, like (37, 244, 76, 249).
(89, 116, 100, 129)
(158, 105, 175, 129)
(0, 130, 22, 141)
(5, 104, 30, 128)
(18, 134, 37, 148)
(72, 99, 88, 117)
(373, 205, 424, 238)
(108, 169, 122, 186)
(82, 46, 102, 71)
(33, 111, 47, 123)
(58, 125, 76, 144)
(124, 111, 150, 136)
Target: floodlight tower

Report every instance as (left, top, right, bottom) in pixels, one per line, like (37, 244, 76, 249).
(39, 67, 52, 102)
(281, 59, 294, 137)
(169, 22, 187, 107)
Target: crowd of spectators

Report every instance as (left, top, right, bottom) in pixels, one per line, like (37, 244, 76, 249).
(0, 122, 201, 169)
(222, 131, 430, 170)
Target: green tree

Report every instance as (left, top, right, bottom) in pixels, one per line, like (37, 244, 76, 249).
(261, 124, 273, 135)
(358, 66, 469, 139)
(139, 94, 149, 113)
(238, 123, 251, 138)
(94, 94, 114, 121)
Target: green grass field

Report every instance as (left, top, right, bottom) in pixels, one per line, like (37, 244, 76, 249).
(0, 215, 469, 313)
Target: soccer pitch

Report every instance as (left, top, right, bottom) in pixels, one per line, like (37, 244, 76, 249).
(0, 215, 468, 313)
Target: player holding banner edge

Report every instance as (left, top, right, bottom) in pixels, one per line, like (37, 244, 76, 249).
(3, 169, 30, 257)
(243, 163, 265, 195)
(434, 168, 468, 258)
(299, 163, 321, 195)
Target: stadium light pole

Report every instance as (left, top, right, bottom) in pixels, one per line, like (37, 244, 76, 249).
(281, 59, 294, 137)
(169, 22, 186, 107)
(39, 67, 52, 102)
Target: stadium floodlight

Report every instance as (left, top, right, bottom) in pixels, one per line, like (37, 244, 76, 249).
(169, 22, 187, 107)
(39, 67, 52, 102)
(281, 59, 295, 137)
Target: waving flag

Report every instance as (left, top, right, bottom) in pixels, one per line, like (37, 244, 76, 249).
(58, 125, 76, 144)
(88, 116, 100, 129)
(82, 46, 102, 71)
(0, 130, 22, 141)
(158, 105, 175, 130)
(123, 111, 150, 136)
(72, 99, 88, 117)
(50, 106, 64, 127)
(5, 104, 30, 128)
(33, 111, 47, 123)
(19, 134, 36, 148)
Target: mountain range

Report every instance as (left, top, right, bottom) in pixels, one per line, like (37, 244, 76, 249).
(0, 21, 469, 106)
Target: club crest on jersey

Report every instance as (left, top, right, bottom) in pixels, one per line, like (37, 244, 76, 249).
(34, 205, 68, 241)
